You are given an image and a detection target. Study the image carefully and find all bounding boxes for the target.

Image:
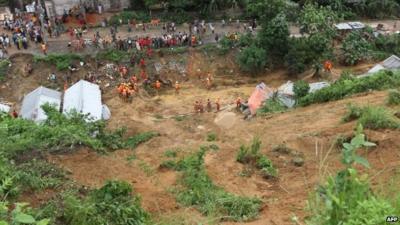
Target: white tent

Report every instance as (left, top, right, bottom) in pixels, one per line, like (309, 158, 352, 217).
(0, 103, 10, 113)
(63, 80, 103, 121)
(20, 86, 61, 122)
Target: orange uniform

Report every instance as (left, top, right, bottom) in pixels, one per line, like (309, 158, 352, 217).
(155, 80, 161, 90)
(324, 60, 332, 72)
(175, 81, 180, 94)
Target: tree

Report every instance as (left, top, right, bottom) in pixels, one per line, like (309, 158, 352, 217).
(341, 31, 372, 65)
(298, 3, 338, 38)
(246, 0, 289, 21)
(365, 0, 399, 18)
(237, 44, 268, 73)
(258, 13, 290, 59)
(293, 80, 310, 99)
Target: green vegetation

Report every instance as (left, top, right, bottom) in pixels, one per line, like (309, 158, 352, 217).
(163, 149, 178, 158)
(206, 132, 217, 142)
(1, 202, 50, 225)
(174, 147, 262, 221)
(56, 180, 149, 225)
(293, 80, 310, 99)
(15, 159, 67, 191)
(0, 105, 127, 154)
(298, 71, 400, 106)
(125, 132, 160, 149)
(307, 125, 399, 225)
(257, 98, 287, 114)
(237, 44, 268, 73)
(342, 105, 399, 130)
(387, 89, 400, 105)
(0, 59, 11, 81)
(236, 138, 277, 178)
(33, 54, 82, 71)
(341, 31, 372, 65)
(96, 49, 130, 62)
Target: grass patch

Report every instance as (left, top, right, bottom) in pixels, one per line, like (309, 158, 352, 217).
(299, 71, 400, 106)
(164, 149, 178, 158)
(125, 132, 159, 149)
(236, 138, 277, 179)
(174, 148, 262, 221)
(33, 54, 82, 71)
(342, 105, 399, 130)
(173, 115, 187, 122)
(137, 160, 155, 176)
(44, 181, 151, 225)
(206, 132, 217, 142)
(387, 89, 400, 105)
(159, 160, 178, 170)
(0, 59, 10, 81)
(95, 49, 129, 62)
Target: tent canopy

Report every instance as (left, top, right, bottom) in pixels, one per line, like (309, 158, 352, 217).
(63, 80, 103, 121)
(20, 86, 61, 122)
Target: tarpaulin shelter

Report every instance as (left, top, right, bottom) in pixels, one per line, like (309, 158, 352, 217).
(20, 86, 61, 122)
(63, 80, 103, 121)
(248, 82, 274, 115)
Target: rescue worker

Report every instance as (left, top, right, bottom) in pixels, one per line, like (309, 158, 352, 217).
(324, 60, 332, 73)
(206, 99, 212, 112)
(140, 58, 146, 68)
(236, 97, 242, 110)
(199, 100, 204, 113)
(215, 98, 221, 112)
(175, 81, 180, 94)
(130, 74, 138, 84)
(155, 80, 161, 94)
(194, 101, 199, 113)
(206, 77, 212, 90)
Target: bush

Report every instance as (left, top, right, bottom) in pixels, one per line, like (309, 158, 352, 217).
(206, 132, 217, 142)
(96, 49, 129, 62)
(63, 180, 149, 225)
(237, 44, 268, 73)
(125, 132, 160, 149)
(293, 80, 310, 99)
(0, 59, 10, 81)
(175, 148, 262, 221)
(0, 105, 127, 155)
(236, 138, 277, 178)
(306, 126, 399, 225)
(387, 89, 400, 105)
(342, 105, 399, 130)
(298, 70, 400, 106)
(341, 31, 372, 65)
(33, 54, 82, 71)
(257, 98, 286, 115)
(218, 37, 236, 55)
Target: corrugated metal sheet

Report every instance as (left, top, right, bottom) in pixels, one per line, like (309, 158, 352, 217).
(382, 55, 400, 69)
(309, 82, 330, 93)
